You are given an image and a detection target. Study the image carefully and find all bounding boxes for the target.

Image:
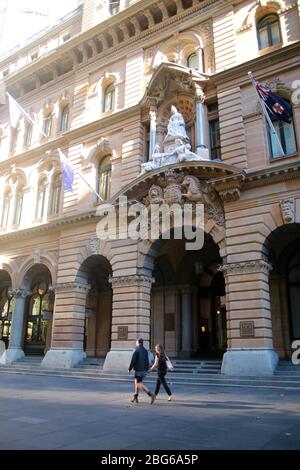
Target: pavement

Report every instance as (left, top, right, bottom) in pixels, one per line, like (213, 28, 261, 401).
(0, 372, 299, 450)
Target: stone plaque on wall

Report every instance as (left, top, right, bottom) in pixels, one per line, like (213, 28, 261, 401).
(118, 326, 128, 341)
(240, 321, 255, 338)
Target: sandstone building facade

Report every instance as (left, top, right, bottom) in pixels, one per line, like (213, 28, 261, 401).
(0, 0, 299, 375)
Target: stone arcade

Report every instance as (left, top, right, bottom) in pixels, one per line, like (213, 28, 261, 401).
(0, 0, 299, 377)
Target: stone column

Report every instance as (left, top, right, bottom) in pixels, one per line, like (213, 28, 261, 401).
(220, 260, 278, 376)
(180, 286, 193, 358)
(103, 275, 154, 371)
(0, 288, 31, 365)
(41, 282, 90, 369)
(195, 87, 210, 159)
(149, 108, 157, 161)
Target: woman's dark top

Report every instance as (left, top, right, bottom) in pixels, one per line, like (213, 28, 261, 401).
(156, 352, 167, 374)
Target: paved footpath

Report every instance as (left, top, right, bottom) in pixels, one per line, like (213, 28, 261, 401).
(0, 372, 299, 450)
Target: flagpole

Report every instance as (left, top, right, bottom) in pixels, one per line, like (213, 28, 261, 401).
(248, 71, 285, 157)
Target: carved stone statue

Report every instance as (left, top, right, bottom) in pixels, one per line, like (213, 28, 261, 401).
(165, 105, 189, 142)
(140, 104, 210, 175)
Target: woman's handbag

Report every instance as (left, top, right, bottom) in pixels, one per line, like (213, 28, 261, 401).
(166, 356, 174, 371)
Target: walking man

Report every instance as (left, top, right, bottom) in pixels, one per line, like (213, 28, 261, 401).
(128, 338, 155, 403)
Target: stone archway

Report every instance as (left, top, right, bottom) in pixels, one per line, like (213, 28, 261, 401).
(148, 233, 226, 359)
(76, 255, 112, 358)
(21, 264, 54, 356)
(264, 223, 300, 359)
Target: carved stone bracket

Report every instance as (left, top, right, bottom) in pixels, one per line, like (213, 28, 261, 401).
(109, 275, 155, 289)
(211, 175, 245, 203)
(218, 260, 272, 276)
(90, 238, 100, 255)
(280, 198, 295, 224)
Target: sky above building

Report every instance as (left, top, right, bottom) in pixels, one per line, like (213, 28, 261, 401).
(0, 0, 82, 56)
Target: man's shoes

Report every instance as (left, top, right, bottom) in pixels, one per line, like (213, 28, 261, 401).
(150, 393, 156, 404)
(168, 395, 172, 401)
(131, 394, 138, 403)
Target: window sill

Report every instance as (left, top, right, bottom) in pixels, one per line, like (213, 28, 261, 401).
(269, 152, 299, 163)
(47, 213, 60, 220)
(258, 42, 283, 56)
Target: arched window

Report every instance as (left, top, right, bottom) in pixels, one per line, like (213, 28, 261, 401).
(60, 105, 69, 132)
(187, 52, 199, 70)
(35, 178, 47, 219)
(268, 99, 297, 158)
(103, 83, 115, 113)
(12, 188, 23, 225)
(97, 156, 111, 201)
(0, 287, 14, 347)
(49, 174, 62, 215)
(257, 14, 281, 50)
(43, 113, 52, 138)
(1, 193, 10, 230)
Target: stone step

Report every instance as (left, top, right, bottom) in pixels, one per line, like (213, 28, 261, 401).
(2, 365, 300, 389)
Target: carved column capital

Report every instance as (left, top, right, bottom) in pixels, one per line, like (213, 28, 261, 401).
(53, 282, 91, 294)
(8, 288, 32, 299)
(109, 275, 155, 289)
(218, 260, 272, 276)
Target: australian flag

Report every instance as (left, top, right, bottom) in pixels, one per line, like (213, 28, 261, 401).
(58, 149, 74, 192)
(255, 81, 292, 124)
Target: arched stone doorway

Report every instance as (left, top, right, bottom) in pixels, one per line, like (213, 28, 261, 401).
(0, 270, 13, 350)
(150, 234, 226, 358)
(22, 264, 54, 356)
(265, 224, 300, 358)
(76, 255, 112, 358)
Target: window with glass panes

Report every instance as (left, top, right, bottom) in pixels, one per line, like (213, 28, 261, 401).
(43, 113, 52, 137)
(267, 101, 297, 158)
(257, 15, 281, 50)
(12, 189, 23, 225)
(97, 156, 111, 201)
(103, 83, 115, 113)
(60, 105, 69, 132)
(209, 119, 221, 160)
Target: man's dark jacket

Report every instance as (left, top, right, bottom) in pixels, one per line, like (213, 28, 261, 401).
(129, 345, 149, 372)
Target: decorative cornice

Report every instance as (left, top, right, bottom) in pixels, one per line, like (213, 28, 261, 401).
(0, 210, 98, 242)
(109, 275, 155, 288)
(244, 161, 300, 189)
(236, 23, 252, 34)
(4, 0, 219, 94)
(53, 282, 91, 293)
(218, 260, 272, 275)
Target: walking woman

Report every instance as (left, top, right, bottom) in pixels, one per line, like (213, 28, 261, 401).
(148, 344, 172, 402)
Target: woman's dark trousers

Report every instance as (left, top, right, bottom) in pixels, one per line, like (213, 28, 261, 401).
(155, 373, 172, 396)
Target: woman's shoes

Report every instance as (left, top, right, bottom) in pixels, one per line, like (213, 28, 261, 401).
(131, 394, 139, 403)
(150, 393, 156, 404)
(168, 395, 172, 401)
